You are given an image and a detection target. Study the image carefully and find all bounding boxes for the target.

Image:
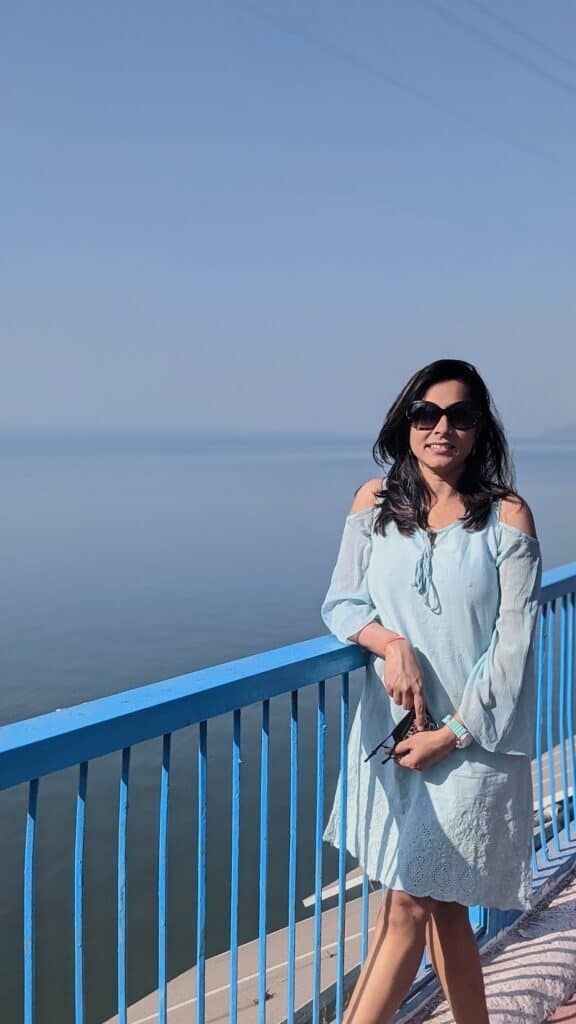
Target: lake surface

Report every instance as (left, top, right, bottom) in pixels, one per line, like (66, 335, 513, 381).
(1, 438, 574, 1022)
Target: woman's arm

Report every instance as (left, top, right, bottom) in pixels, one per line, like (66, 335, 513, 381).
(321, 479, 427, 728)
(454, 497, 542, 755)
(320, 477, 381, 642)
(340, 479, 405, 653)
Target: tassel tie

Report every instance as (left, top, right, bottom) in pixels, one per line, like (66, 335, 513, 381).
(413, 535, 442, 614)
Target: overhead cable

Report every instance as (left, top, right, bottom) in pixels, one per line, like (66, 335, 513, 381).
(415, 0, 576, 97)
(242, 3, 567, 169)
(464, 0, 576, 74)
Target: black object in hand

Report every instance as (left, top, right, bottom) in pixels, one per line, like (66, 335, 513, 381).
(364, 708, 440, 765)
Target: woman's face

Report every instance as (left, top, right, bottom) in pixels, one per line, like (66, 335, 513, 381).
(408, 378, 479, 480)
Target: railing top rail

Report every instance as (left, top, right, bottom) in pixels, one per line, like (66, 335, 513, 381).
(540, 562, 576, 602)
(0, 562, 573, 791)
(0, 637, 366, 790)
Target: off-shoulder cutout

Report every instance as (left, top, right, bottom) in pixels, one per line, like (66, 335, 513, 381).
(498, 520, 541, 545)
(345, 506, 376, 523)
(496, 496, 539, 544)
(347, 477, 383, 517)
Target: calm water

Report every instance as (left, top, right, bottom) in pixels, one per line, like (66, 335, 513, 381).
(1, 439, 574, 1022)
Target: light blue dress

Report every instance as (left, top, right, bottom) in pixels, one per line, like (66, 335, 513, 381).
(321, 481, 543, 910)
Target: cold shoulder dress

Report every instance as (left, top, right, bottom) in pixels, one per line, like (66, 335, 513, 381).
(321, 483, 543, 910)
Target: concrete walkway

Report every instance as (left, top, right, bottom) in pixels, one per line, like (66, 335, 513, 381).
(545, 990, 576, 1023)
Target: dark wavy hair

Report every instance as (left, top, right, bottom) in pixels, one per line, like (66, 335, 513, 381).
(370, 358, 522, 537)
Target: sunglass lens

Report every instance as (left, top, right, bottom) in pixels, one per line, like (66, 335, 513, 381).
(406, 403, 438, 429)
(450, 408, 479, 429)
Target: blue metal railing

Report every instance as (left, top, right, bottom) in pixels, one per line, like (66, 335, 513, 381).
(0, 561, 575, 1024)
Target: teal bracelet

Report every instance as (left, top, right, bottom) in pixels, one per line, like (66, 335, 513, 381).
(442, 714, 467, 739)
(442, 714, 473, 748)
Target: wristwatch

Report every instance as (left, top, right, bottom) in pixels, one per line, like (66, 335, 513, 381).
(442, 714, 473, 749)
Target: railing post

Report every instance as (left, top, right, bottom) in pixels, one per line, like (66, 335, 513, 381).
(74, 762, 88, 1024)
(23, 778, 39, 1024)
(336, 673, 349, 1024)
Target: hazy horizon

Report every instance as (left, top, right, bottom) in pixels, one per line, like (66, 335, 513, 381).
(1, 422, 576, 458)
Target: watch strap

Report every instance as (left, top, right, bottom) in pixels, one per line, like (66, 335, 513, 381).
(442, 714, 472, 748)
(442, 714, 466, 738)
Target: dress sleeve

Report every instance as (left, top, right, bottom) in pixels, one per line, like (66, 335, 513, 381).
(320, 507, 380, 645)
(457, 522, 543, 756)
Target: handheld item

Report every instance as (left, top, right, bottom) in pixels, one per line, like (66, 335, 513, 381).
(364, 708, 440, 765)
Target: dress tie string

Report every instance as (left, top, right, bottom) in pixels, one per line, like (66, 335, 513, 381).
(413, 534, 442, 614)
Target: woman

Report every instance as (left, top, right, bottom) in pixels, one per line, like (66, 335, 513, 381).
(321, 359, 542, 1024)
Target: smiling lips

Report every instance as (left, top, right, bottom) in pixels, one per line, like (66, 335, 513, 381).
(427, 443, 455, 451)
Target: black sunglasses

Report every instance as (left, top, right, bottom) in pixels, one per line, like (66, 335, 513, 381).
(406, 400, 482, 431)
(364, 709, 418, 766)
(364, 708, 441, 765)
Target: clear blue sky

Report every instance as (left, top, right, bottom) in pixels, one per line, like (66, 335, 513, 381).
(3, 1, 575, 438)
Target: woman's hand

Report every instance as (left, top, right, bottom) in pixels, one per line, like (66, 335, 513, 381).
(393, 727, 457, 772)
(381, 638, 427, 729)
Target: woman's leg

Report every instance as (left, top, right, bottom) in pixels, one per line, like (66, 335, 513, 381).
(425, 901, 490, 1024)
(343, 889, 434, 1024)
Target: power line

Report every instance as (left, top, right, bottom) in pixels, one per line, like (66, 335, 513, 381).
(242, 3, 568, 169)
(464, 0, 576, 74)
(414, 0, 576, 98)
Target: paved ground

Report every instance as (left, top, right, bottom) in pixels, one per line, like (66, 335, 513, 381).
(545, 990, 576, 1022)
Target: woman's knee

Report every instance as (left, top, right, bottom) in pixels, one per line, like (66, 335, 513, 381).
(385, 889, 435, 930)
